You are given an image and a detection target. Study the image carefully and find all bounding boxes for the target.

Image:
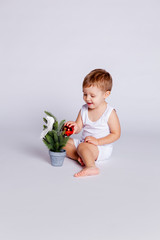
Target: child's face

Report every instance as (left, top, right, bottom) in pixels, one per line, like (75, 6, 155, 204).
(83, 85, 110, 109)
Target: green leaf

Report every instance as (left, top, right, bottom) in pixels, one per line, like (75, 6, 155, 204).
(43, 118, 47, 124)
(55, 142, 59, 151)
(53, 121, 58, 131)
(44, 111, 57, 121)
(58, 120, 65, 132)
(47, 130, 54, 137)
(43, 125, 47, 130)
(58, 134, 64, 145)
(43, 139, 53, 150)
(45, 134, 54, 145)
(53, 132, 58, 143)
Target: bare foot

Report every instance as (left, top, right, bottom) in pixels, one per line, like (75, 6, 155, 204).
(77, 157, 85, 166)
(74, 166, 100, 177)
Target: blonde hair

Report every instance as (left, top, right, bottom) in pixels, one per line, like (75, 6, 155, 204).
(83, 69, 112, 92)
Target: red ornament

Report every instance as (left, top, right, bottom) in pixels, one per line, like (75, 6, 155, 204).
(64, 126, 74, 136)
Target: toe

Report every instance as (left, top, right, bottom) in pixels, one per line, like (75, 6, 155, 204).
(74, 173, 79, 177)
(74, 167, 100, 177)
(74, 169, 86, 177)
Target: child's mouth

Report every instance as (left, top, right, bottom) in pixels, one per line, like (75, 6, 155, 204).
(87, 103, 93, 105)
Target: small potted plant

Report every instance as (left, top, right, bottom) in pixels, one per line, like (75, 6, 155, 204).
(40, 111, 74, 166)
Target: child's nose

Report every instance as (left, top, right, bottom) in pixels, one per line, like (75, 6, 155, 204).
(86, 95, 91, 101)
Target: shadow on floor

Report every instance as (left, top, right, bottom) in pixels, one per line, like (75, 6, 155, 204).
(20, 144, 51, 164)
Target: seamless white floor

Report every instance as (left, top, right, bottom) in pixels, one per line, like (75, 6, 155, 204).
(0, 130, 159, 240)
(0, 0, 160, 238)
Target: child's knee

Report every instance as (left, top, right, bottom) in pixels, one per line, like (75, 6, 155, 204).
(77, 142, 88, 154)
(77, 142, 99, 159)
(77, 142, 83, 151)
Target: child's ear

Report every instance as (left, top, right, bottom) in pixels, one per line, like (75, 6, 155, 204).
(104, 91, 111, 98)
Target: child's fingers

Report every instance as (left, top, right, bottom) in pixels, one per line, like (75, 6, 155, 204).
(84, 136, 90, 142)
(64, 122, 76, 133)
(64, 121, 73, 126)
(68, 122, 76, 127)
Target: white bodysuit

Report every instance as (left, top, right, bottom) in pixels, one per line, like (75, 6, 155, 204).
(73, 103, 114, 163)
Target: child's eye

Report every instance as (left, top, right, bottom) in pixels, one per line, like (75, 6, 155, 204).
(91, 95, 95, 98)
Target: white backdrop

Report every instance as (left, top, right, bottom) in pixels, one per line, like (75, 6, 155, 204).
(0, 0, 160, 135)
(1, 1, 160, 240)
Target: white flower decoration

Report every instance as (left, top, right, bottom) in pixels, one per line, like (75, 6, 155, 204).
(40, 116, 55, 139)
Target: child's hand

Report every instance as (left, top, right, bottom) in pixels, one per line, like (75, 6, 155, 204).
(64, 121, 78, 134)
(84, 136, 99, 146)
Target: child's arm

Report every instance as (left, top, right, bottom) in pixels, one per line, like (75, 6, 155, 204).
(64, 110, 83, 134)
(85, 109, 121, 145)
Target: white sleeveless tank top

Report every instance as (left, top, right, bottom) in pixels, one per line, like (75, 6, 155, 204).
(80, 103, 114, 146)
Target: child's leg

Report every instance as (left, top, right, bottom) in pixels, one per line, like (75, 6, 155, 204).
(63, 138, 79, 160)
(74, 142, 100, 177)
(63, 138, 84, 166)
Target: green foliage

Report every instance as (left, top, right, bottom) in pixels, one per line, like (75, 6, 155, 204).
(42, 111, 70, 152)
(58, 120, 65, 132)
(43, 138, 53, 150)
(45, 134, 54, 145)
(43, 118, 47, 123)
(53, 131, 58, 142)
(53, 121, 58, 131)
(44, 111, 57, 122)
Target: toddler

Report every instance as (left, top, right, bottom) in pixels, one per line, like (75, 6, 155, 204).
(64, 69, 121, 177)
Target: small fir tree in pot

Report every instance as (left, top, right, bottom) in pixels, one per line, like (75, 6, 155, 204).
(40, 111, 74, 166)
